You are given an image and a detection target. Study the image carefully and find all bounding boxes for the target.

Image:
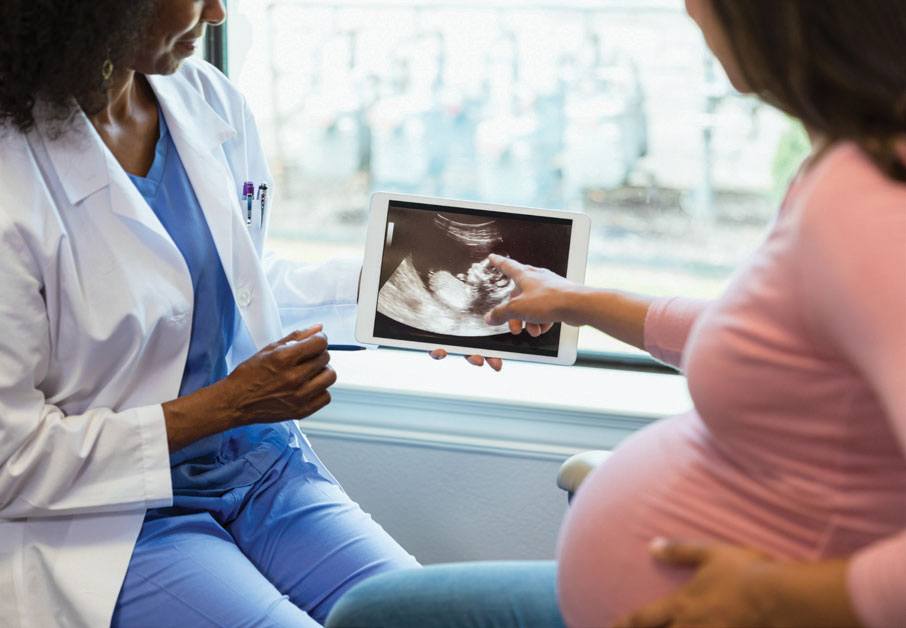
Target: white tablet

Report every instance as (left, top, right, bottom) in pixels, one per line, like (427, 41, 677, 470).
(356, 193, 591, 365)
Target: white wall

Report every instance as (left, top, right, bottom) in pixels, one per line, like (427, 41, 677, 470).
(308, 435, 569, 564)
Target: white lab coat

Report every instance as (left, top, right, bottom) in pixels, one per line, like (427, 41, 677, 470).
(0, 59, 359, 627)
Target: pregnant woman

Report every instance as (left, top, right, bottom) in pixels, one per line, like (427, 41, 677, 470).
(327, 1, 906, 627)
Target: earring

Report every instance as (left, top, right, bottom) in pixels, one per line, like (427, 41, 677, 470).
(101, 58, 114, 82)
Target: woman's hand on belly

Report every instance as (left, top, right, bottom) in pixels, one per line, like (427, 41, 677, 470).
(613, 538, 860, 628)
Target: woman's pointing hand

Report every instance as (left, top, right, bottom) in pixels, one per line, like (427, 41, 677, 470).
(484, 254, 583, 334)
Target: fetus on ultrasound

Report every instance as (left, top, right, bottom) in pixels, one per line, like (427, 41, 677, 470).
(377, 215, 516, 336)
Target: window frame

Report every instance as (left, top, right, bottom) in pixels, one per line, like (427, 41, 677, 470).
(204, 9, 679, 376)
(205, 17, 229, 76)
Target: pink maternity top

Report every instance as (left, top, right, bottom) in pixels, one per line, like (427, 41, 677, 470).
(556, 143, 906, 628)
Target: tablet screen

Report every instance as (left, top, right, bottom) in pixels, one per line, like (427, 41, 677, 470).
(375, 200, 573, 357)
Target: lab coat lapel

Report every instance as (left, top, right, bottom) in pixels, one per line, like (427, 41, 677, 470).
(147, 74, 283, 350)
(36, 106, 191, 288)
(148, 76, 236, 283)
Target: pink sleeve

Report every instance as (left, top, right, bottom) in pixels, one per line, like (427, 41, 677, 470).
(643, 297, 711, 369)
(848, 533, 906, 628)
(797, 167, 906, 628)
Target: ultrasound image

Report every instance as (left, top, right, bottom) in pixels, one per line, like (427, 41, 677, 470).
(379, 215, 516, 336)
(374, 200, 573, 356)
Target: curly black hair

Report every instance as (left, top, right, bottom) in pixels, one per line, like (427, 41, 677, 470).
(0, 1, 157, 132)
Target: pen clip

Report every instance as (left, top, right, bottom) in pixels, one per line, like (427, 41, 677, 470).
(256, 183, 269, 230)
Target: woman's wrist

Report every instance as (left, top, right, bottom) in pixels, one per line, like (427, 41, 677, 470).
(205, 379, 245, 429)
(162, 382, 242, 452)
(558, 287, 651, 350)
(556, 284, 597, 326)
(754, 559, 861, 627)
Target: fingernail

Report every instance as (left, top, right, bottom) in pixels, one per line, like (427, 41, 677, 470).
(484, 313, 493, 324)
(649, 537, 669, 554)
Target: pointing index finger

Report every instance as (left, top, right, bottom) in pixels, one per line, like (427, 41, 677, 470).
(488, 254, 525, 279)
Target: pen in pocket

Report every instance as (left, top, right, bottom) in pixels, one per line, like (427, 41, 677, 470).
(256, 184, 268, 229)
(242, 181, 255, 225)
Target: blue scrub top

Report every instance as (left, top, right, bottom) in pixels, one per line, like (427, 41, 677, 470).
(128, 112, 290, 496)
(128, 116, 235, 399)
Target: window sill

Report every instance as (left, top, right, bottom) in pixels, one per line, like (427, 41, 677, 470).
(301, 349, 693, 459)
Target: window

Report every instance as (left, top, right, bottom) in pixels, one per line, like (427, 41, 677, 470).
(223, 0, 808, 362)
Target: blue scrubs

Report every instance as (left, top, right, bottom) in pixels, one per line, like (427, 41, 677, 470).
(112, 113, 417, 627)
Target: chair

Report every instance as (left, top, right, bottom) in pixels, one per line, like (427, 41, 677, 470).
(557, 450, 609, 502)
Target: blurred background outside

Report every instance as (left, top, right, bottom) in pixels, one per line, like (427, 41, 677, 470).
(226, 0, 810, 356)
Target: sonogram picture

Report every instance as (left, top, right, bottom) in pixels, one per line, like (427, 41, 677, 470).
(378, 213, 518, 337)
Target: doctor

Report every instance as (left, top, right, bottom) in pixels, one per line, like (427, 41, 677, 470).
(0, 1, 424, 626)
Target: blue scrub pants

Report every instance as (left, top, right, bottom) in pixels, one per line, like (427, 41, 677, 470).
(325, 561, 566, 628)
(112, 437, 419, 627)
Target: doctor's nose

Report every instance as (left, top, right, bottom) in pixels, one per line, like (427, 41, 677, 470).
(203, 0, 227, 27)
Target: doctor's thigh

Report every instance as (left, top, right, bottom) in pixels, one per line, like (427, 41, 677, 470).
(111, 440, 419, 627)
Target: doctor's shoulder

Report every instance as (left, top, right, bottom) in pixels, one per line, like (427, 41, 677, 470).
(0, 122, 46, 228)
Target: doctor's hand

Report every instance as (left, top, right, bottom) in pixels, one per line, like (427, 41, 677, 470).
(216, 324, 337, 425)
(428, 348, 503, 372)
(484, 254, 582, 332)
(164, 325, 336, 452)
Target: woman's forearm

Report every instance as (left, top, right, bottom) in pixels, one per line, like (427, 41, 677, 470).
(565, 287, 655, 352)
(162, 381, 239, 453)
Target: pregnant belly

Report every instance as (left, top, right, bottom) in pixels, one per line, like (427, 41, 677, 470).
(556, 413, 764, 628)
